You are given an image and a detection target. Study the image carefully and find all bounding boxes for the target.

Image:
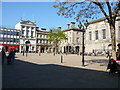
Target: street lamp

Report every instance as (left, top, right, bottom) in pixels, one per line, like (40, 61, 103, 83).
(78, 20, 88, 66)
(22, 36, 25, 56)
(53, 39, 56, 56)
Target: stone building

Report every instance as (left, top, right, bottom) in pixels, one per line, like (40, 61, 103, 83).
(60, 22, 83, 54)
(85, 16, 120, 54)
(15, 20, 39, 53)
(36, 28, 52, 53)
(0, 27, 20, 52)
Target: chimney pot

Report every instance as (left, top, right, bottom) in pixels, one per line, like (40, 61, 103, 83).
(67, 24, 70, 29)
(71, 22, 75, 28)
(58, 26, 62, 30)
(41, 28, 46, 30)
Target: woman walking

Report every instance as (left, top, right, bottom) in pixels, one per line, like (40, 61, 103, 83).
(2, 48, 6, 65)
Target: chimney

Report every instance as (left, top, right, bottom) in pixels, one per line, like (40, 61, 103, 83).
(71, 22, 75, 28)
(67, 24, 70, 29)
(41, 28, 46, 31)
(58, 26, 62, 31)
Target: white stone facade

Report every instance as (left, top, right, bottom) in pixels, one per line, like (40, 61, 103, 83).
(36, 28, 52, 53)
(85, 17, 120, 54)
(0, 27, 20, 52)
(60, 22, 83, 54)
(15, 20, 38, 53)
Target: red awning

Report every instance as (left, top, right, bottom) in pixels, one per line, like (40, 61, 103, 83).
(0, 44, 19, 47)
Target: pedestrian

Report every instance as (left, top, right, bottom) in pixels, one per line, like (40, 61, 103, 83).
(106, 50, 109, 58)
(38, 49, 41, 56)
(92, 49, 95, 56)
(2, 48, 6, 65)
(9, 49, 15, 64)
(116, 44, 120, 60)
(7, 53, 11, 64)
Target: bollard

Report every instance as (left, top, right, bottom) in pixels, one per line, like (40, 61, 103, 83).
(23, 51, 24, 56)
(26, 52, 27, 57)
(66, 52, 67, 56)
(39, 52, 41, 56)
(61, 55, 63, 63)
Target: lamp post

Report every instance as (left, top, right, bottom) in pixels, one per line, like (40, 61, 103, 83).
(53, 39, 56, 56)
(22, 36, 25, 56)
(78, 20, 88, 66)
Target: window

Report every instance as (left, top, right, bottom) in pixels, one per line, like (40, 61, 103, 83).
(17, 32, 19, 36)
(13, 38, 16, 42)
(13, 32, 17, 35)
(31, 31, 34, 38)
(40, 35, 42, 38)
(43, 40, 45, 44)
(31, 27, 34, 30)
(89, 31, 92, 40)
(40, 40, 42, 43)
(95, 30, 98, 40)
(22, 30, 24, 35)
(10, 38, 12, 42)
(27, 27, 30, 30)
(3, 31, 7, 35)
(102, 29, 106, 39)
(17, 39, 19, 43)
(22, 26, 25, 29)
(26, 30, 29, 37)
(0, 37, 3, 42)
(76, 37, 79, 43)
(76, 32, 79, 35)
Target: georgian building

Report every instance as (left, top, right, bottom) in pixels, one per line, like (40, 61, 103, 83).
(15, 20, 39, 53)
(60, 22, 83, 54)
(0, 27, 20, 52)
(85, 16, 120, 54)
(36, 28, 52, 53)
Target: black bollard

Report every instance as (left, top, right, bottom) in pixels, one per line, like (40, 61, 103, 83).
(26, 52, 27, 57)
(23, 51, 24, 56)
(61, 55, 63, 63)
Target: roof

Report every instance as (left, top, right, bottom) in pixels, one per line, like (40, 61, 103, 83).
(37, 30, 50, 33)
(88, 15, 120, 24)
(0, 27, 20, 31)
(20, 20, 36, 25)
(63, 28, 83, 32)
(88, 17, 106, 24)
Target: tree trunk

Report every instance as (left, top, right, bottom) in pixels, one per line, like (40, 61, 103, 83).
(110, 24, 116, 60)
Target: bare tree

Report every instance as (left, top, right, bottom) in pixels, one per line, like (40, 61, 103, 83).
(53, 0, 120, 60)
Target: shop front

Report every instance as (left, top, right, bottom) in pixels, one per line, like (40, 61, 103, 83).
(0, 44, 19, 52)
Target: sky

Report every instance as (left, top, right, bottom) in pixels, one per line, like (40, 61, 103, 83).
(1, 2, 77, 30)
(1, 1, 111, 31)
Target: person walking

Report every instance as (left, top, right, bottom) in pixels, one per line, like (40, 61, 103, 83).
(116, 44, 120, 60)
(9, 49, 15, 64)
(2, 48, 6, 65)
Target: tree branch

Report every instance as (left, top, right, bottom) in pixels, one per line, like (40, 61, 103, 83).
(106, 1, 112, 21)
(93, 2, 110, 23)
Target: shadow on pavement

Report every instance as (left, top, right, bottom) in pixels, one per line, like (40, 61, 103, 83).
(2, 58, 119, 88)
(85, 59, 109, 66)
